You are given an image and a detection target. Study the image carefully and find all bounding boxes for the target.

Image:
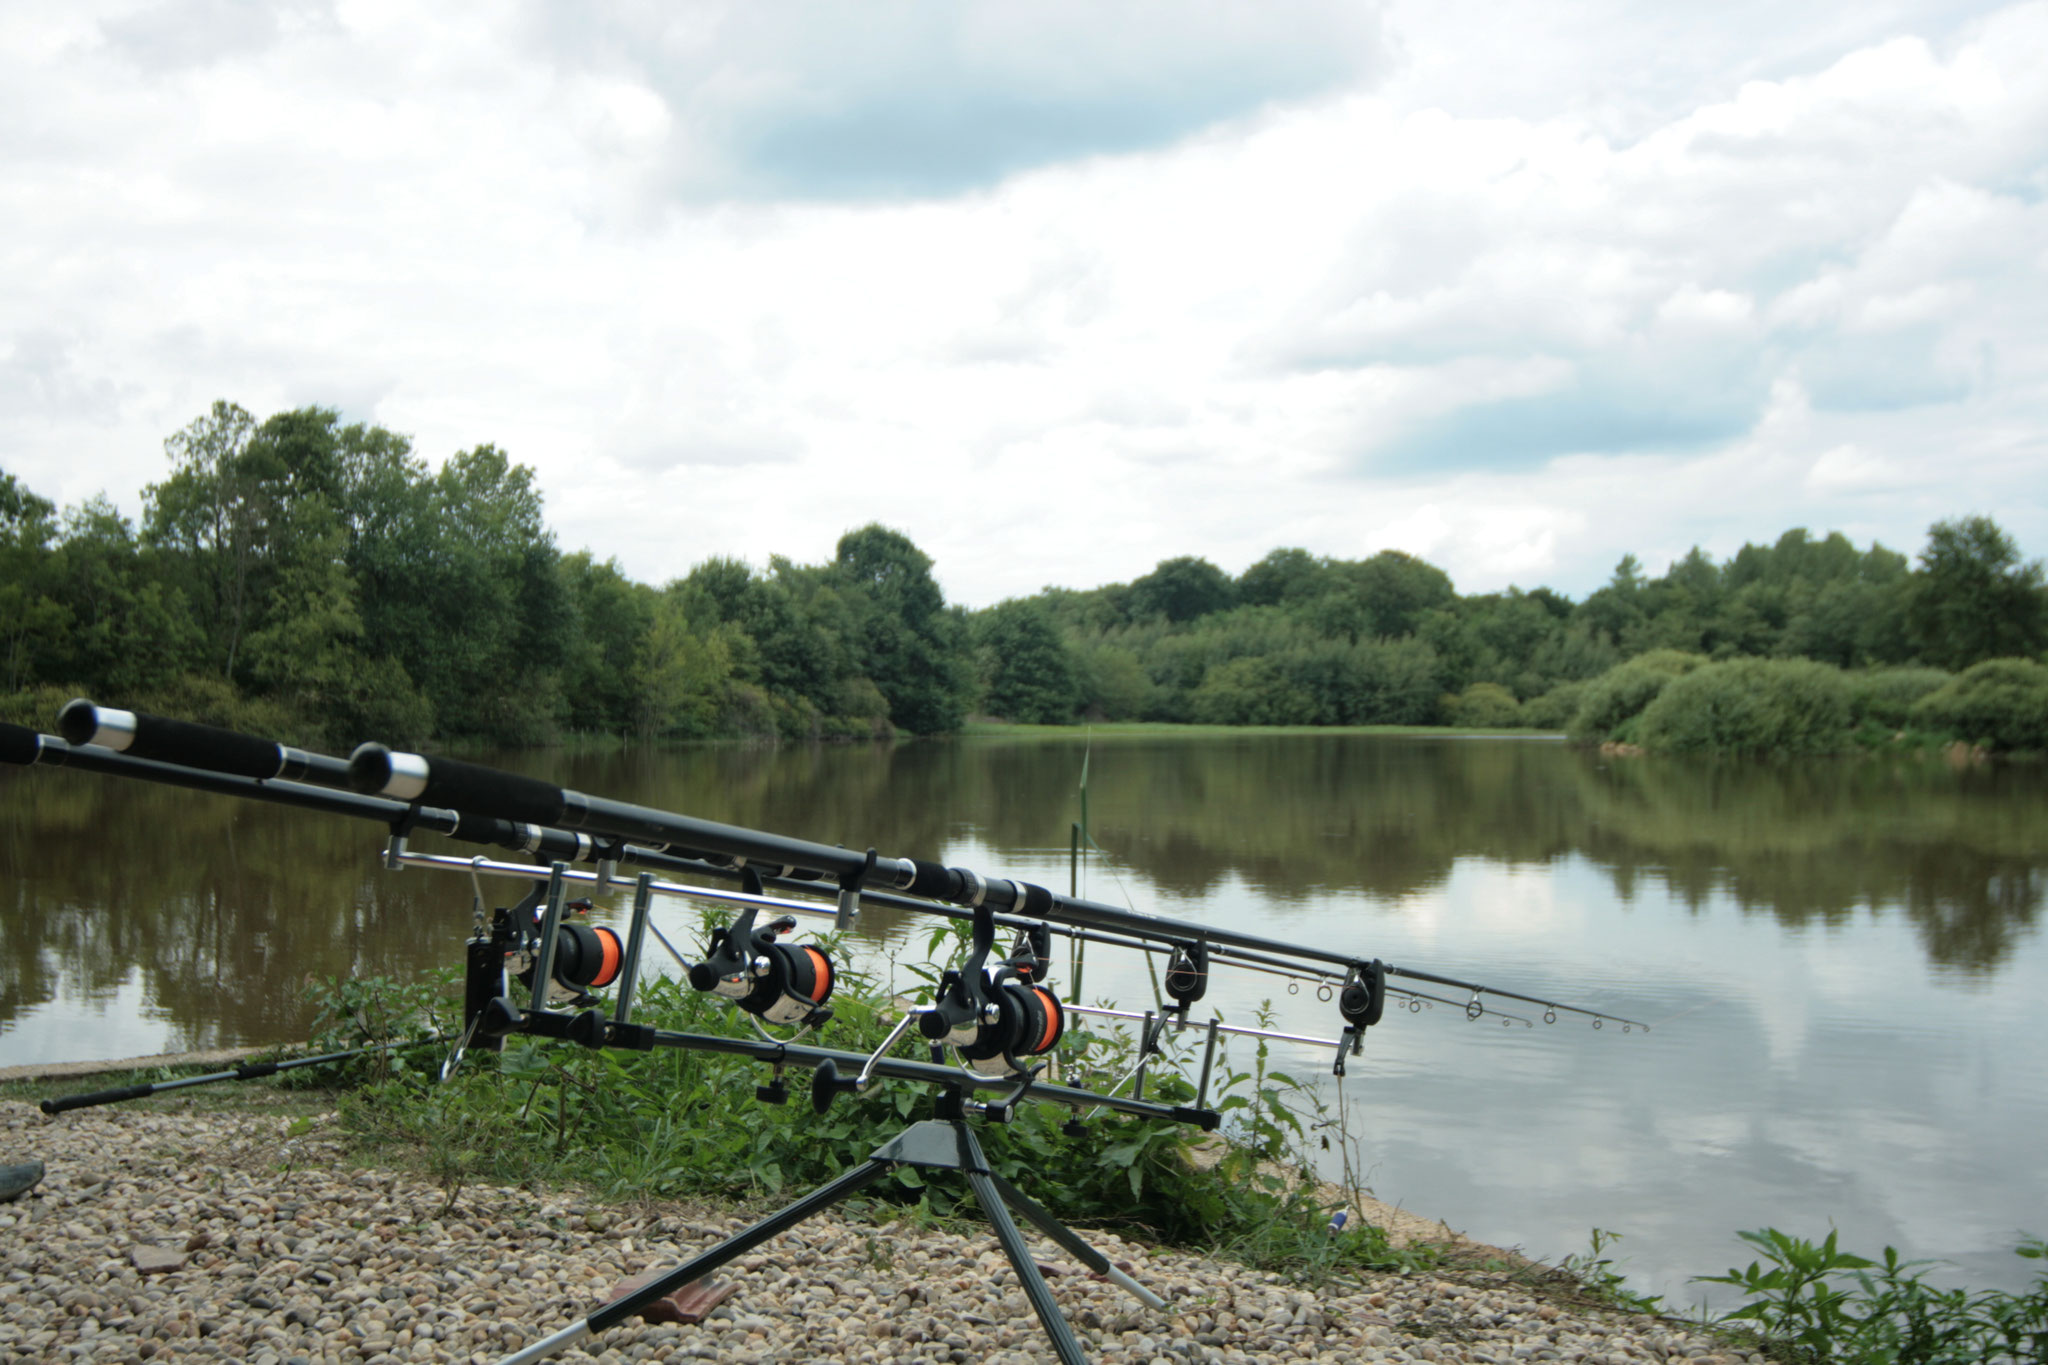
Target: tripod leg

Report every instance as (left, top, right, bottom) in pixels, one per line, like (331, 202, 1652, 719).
(986, 1172, 1168, 1311)
(496, 1158, 894, 1365)
(962, 1168, 1091, 1365)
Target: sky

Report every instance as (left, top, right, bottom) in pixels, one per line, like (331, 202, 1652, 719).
(3, 0, 2044, 608)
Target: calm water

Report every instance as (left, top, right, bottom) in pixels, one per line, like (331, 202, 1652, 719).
(3, 733, 2044, 1307)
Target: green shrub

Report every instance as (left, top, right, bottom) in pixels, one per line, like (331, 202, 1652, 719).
(1636, 658, 1852, 755)
(0, 684, 83, 731)
(1908, 658, 2048, 752)
(1445, 682, 1525, 728)
(1699, 1227, 2047, 1364)
(1522, 679, 1588, 731)
(1567, 651, 1706, 743)
(1845, 666, 1952, 730)
(131, 673, 303, 746)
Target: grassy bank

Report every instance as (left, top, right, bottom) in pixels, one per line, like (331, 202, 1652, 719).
(17, 1039, 2046, 1362)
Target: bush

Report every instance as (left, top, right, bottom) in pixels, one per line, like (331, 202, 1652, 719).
(0, 684, 83, 731)
(1908, 658, 2048, 752)
(1522, 680, 1588, 731)
(1846, 666, 1952, 730)
(1445, 682, 1524, 728)
(1699, 1227, 2047, 1364)
(1567, 651, 1705, 743)
(1636, 658, 1852, 755)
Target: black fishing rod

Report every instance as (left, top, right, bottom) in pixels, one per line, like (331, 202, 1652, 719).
(5, 719, 595, 864)
(38, 1036, 447, 1114)
(42, 702, 1652, 1041)
(22, 706, 1291, 1009)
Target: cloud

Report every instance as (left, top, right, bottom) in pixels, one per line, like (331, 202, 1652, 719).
(511, 0, 1388, 200)
(0, 0, 2044, 610)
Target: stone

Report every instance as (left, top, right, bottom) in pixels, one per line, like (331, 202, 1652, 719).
(131, 1245, 188, 1275)
(0, 1160, 45, 1202)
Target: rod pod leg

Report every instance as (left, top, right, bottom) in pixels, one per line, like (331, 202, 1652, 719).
(496, 1158, 895, 1365)
(493, 1117, 1154, 1365)
(986, 1171, 1168, 1311)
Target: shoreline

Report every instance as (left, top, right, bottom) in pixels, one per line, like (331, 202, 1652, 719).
(4, 1099, 1748, 1364)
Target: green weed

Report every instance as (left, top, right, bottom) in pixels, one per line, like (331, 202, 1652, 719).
(1698, 1227, 2048, 1363)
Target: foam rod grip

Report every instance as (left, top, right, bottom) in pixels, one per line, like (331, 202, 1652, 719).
(348, 744, 567, 825)
(0, 722, 43, 766)
(57, 700, 284, 780)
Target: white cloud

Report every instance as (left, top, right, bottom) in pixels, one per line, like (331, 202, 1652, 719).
(1, 0, 2043, 606)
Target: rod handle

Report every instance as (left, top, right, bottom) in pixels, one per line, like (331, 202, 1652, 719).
(58, 699, 283, 778)
(349, 744, 567, 824)
(0, 722, 42, 766)
(41, 1084, 154, 1114)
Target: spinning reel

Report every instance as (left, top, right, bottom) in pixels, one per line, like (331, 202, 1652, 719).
(461, 886, 634, 1057)
(919, 909, 1063, 1077)
(688, 869, 836, 1030)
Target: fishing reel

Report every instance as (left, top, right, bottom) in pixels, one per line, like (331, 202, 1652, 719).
(687, 871, 835, 1029)
(919, 911, 1063, 1079)
(468, 892, 628, 1044)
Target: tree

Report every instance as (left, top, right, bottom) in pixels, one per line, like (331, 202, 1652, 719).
(1907, 516, 2047, 670)
(0, 471, 69, 693)
(974, 600, 1080, 723)
(1577, 554, 1647, 646)
(1236, 548, 1323, 607)
(631, 594, 731, 738)
(833, 525, 971, 734)
(1129, 556, 1235, 624)
(51, 496, 201, 696)
(143, 401, 268, 678)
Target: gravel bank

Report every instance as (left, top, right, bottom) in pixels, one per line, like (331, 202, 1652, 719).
(2, 1101, 1749, 1365)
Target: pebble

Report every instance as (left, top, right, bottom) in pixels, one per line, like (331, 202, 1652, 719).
(2, 1101, 1737, 1364)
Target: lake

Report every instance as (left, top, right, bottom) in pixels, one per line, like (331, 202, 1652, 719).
(3, 730, 2044, 1310)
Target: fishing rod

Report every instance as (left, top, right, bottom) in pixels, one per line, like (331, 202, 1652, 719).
(37, 1037, 447, 1115)
(41, 702, 1653, 1050)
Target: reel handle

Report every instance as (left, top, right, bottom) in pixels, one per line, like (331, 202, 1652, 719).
(809, 1058, 862, 1114)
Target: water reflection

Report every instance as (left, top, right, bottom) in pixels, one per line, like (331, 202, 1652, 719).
(3, 733, 2044, 1305)
(3, 735, 2039, 1052)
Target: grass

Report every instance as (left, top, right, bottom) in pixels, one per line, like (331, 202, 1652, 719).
(29, 1049, 2043, 1360)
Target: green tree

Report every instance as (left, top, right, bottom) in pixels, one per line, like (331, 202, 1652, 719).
(142, 401, 268, 679)
(973, 600, 1080, 723)
(0, 471, 70, 693)
(51, 496, 201, 697)
(631, 594, 732, 739)
(1129, 555, 1236, 624)
(240, 496, 433, 745)
(1235, 548, 1324, 608)
(833, 524, 970, 734)
(1907, 658, 2048, 752)
(1907, 516, 2048, 670)
(560, 553, 658, 733)
(1577, 553, 1647, 646)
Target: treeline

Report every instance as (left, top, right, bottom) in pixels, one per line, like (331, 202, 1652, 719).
(0, 402, 970, 747)
(3, 400, 2045, 750)
(975, 523, 2048, 748)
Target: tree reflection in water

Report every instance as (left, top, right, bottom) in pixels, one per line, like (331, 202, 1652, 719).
(1, 734, 2041, 1055)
